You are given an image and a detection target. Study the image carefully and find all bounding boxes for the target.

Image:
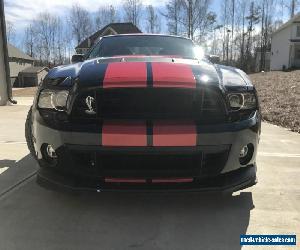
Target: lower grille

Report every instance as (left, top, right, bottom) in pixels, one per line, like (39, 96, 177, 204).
(97, 153, 203, 178)
(56, 146, 230, 179)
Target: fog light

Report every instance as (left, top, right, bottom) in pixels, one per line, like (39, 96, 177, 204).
(239, 145, 248, 158)
(239, 143, 254, 165)
(46, 144, 57, 158)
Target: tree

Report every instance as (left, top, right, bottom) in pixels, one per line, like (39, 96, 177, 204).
(24, 12, 69, 65)
(210, 24, 223, 55)
(146, 5, 161, 33)
(259, 0, 274, 71)
(69, 4, 93, 44)
(290, 0, 296, 17)
(95, 5, 119, 30)
(123, 0, 143, 26)
(6, 21, 15, 43)
(24, 24, 35, 57)
(163, 0, 183, 35)
(177, 0, 215, 40)
(196, 11, 216, 43)
(221, 0, 230, 61)
(230, 0, 235, 62)
(245, 1, 260, 71)
(235, 0, 249, 69)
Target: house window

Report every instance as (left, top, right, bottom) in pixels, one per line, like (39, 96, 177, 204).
(297, 25, 300, 37)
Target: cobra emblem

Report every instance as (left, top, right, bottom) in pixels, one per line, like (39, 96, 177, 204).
(85, 96, 96, 115)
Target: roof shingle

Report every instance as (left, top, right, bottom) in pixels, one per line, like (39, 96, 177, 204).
(76, 22, 142, 49)
(20, 66, 48, 73)
(7, 43, 35, 61)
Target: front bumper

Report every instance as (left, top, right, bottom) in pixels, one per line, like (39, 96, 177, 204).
(32, 109, 260, 192)
(37, 164, 257, 193)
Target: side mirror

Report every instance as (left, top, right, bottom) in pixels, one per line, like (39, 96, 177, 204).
(71, 54, 84, 63)
(207, 55, 220, 64)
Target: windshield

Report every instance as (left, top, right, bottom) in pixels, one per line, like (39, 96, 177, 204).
(87, 35, 197, 59)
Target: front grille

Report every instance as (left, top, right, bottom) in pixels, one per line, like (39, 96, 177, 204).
(58, 146, 230, 179)
(71, 88, 227, 124)
(97, 152, 202, 178)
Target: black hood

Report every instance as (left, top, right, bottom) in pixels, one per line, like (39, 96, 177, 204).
(45, 56, 251, 91)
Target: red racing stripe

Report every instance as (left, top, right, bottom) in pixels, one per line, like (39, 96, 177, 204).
(152, 62, 196, 88)
(103, 62, 147, 88)
(102, 120, 147, 146)
(153, 121, 197, 146)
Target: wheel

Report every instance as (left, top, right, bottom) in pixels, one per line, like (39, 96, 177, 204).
(25, 106, 37, 159)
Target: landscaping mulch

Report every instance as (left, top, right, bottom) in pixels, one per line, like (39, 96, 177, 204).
(250, 71, 300, 133)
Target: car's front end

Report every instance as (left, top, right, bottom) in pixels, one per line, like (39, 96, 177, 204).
(27, 35, 260, 192)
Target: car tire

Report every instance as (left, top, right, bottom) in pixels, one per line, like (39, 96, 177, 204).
(25, 106, 36, 159)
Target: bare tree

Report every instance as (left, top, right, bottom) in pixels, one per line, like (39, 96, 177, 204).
(123, 0, 143, 26)
(27, 12, 68, 65)
(69, 4, 93, 44)
(24, 24, 35, 57)
(146, 5, 161, 33)
(221, 0, 230, 61)
(6, 21, 15, 43)
(179, 0, 215, 40)
(245, 1, 260, 71)
(210, 24, 223, 55)
(163, 0, 183, 35)
(180, 0, 198, 39)
(230, 0, 235, 62)
(95, 5, 119, 30)
(290, 0, 296, 17)
(259, 0, 274, 71)
(196, 11, 216, 43)
(235, 0, 249, 68)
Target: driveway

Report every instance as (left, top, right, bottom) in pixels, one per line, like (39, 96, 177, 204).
(0, 97, 299, 250)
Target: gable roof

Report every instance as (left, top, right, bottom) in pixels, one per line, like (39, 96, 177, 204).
(76, 22, 142, 49)
(7, 43, 35, 61)
(273, 12, 300, 36)
(20, 66, 48, 73)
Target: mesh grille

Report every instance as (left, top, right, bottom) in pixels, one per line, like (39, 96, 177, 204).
(71, 88, 227, 124)
(65, 148, 229, 178)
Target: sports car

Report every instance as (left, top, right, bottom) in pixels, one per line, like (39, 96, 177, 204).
(25, 34, 261, 192)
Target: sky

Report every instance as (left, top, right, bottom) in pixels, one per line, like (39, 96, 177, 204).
(4, 0, 172, 25)
(5, 0, 221, 24)
(3, 0, 169, 48)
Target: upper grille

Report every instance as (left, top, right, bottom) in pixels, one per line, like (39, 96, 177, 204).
(71, 88, 227, 124)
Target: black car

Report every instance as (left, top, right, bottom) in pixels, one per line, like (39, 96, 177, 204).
(25, 34, 261, 192)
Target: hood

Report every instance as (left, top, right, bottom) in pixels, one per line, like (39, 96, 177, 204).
(46, 56, 251, 91)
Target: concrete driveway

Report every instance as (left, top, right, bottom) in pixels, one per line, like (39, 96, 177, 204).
(0, 97, 299, 250)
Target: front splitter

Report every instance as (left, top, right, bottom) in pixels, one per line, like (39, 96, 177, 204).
(36, 165, 257, 193)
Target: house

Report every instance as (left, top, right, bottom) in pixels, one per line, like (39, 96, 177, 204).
(7, 43, 35, 85)
(18, 66, 48, 87)
(271, 12, 300, 70)
(75, 22, 142, 54)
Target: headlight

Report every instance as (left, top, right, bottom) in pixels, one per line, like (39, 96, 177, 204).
(228, 93, 257, 110)
(38, 89, 69, 110)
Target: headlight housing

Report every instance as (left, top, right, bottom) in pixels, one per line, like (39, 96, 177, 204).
(38, 89, 69, 111)
(228, 93, 257, 110)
